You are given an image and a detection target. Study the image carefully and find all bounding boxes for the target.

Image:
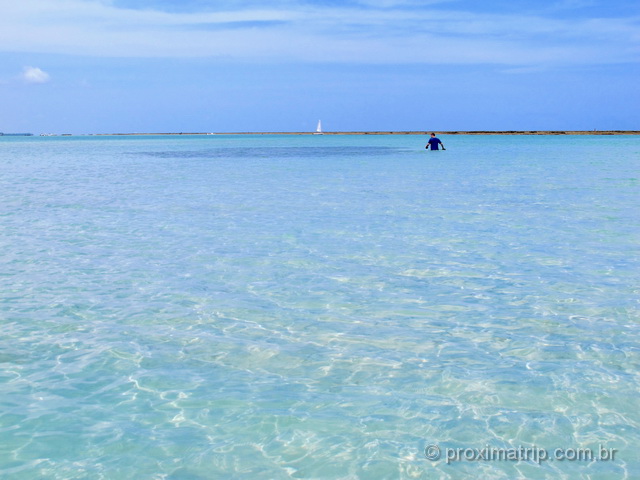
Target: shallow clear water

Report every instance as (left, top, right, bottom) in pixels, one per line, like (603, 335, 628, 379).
(1, 134, 638, 479)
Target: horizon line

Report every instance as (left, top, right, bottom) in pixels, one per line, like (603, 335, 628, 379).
(20, 130, 640, 137)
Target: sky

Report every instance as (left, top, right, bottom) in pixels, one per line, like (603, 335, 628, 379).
(0, 0, 638, 133)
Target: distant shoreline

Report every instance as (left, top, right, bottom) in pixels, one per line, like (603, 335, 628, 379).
(79, 130, 640, 136)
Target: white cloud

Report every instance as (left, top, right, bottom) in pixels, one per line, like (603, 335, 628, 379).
(21, 66, 51, 84)
(0, 0, 638, 66)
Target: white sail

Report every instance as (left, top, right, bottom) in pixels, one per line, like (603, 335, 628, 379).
(315, 120, 323, 134)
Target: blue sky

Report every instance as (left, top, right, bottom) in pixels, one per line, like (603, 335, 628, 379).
(1, 0, 638, 133)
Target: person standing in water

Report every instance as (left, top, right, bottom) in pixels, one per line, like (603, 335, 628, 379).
(426, 133, 445, 150)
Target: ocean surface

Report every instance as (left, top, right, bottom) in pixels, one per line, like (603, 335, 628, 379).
(0, 134, 638, 479)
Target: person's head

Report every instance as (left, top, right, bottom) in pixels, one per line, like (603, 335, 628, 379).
(430, 133, 436, 137)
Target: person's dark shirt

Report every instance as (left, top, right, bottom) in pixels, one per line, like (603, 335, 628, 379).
(427, 137, 442, 150)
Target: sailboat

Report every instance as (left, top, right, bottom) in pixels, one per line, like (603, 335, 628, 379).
(314, 120, 323, 135)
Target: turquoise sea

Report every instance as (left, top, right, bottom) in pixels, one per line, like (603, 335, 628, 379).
(0, 134, 638, 479)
